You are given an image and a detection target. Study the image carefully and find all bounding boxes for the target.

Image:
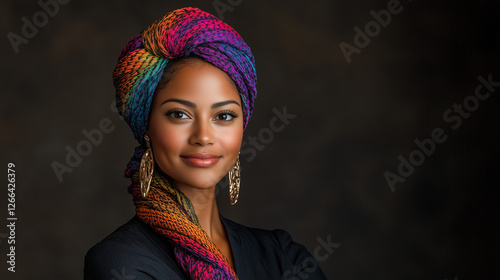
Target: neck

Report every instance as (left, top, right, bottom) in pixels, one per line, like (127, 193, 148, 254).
(179, 186, 224, 240)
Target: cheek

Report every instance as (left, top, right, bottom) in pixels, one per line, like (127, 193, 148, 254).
(147, 112, 188, 168)
(153, 125, 187, 156)
(219, 126, 244, 155)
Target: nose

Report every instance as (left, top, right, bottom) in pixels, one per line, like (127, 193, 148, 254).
(189, 118, 214, 146)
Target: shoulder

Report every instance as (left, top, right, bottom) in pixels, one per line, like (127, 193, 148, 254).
(222, 217, 327, 280)
(223, 217, 295, 251)
(84, 216, 187, 280)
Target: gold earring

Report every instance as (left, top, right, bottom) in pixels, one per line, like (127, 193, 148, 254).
(229, 155, 240, 205)
(140, 135, 154, 198)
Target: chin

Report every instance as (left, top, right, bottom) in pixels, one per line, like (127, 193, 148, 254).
(190, 181, 220, 189)
(169, 170, 224, 190)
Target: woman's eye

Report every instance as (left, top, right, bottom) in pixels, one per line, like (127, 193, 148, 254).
(167, 111, 189, 119)
(216, 113, 234, 121)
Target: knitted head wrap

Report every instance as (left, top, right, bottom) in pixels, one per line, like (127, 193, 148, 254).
(112, 7, 257, 280)
(113, 7, 256, 145)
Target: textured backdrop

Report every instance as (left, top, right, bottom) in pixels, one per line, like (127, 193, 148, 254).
(1, 0, 499, 279)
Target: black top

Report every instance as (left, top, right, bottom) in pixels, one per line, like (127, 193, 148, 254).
(84, 215, 326, 279)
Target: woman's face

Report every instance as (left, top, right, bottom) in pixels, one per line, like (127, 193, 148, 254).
(147, 59, 243, 191)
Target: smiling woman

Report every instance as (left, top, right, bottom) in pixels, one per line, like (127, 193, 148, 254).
(148, 58, 243, 194)
(83, 7, 326, 280)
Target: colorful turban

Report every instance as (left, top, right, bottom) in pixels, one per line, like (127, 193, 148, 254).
(111, 7, 258, 280)
(113, 7, 257, 146)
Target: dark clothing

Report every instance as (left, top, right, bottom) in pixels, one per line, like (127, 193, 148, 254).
(84, 215, 326, 279)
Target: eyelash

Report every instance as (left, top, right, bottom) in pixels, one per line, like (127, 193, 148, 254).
(165, 109, 238, 122)
(165, 108, 191, 120)
(216, 110, 238, 122)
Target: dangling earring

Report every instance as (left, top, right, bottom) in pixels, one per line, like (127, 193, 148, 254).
(140, 135, 154, 198)
(229, 155, 240, 205)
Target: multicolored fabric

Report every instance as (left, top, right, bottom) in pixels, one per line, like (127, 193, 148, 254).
(128, 169, 237, 279)
(113, 7, 257, 145)
(112, 7, 258, 280)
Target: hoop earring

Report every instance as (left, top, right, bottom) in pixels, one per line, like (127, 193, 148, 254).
(140, 135, 154, 198)
(229, 155, 240, 205)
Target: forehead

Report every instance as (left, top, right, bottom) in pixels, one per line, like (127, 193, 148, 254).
(154, 60, 240, 105)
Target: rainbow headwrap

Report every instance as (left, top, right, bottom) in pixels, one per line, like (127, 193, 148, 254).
(113, 7, 256, 145)
(112, 7, 257, 280)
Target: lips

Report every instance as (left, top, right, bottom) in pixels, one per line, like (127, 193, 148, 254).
(180, 153, 221, 168)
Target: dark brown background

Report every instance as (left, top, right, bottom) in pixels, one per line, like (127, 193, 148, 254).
(1, 0, 499, 279)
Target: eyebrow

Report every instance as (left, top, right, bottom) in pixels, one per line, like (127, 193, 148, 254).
(211, 100, 240, 109)
(160, 99, 240, 109)
(161, 99, 196, 108)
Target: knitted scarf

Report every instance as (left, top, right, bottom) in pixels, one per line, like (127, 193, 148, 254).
(127, 155, 236, 279)
(112, 7, 257, 279)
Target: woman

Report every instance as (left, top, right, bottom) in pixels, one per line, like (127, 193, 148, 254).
(84, 7, 326, 280)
